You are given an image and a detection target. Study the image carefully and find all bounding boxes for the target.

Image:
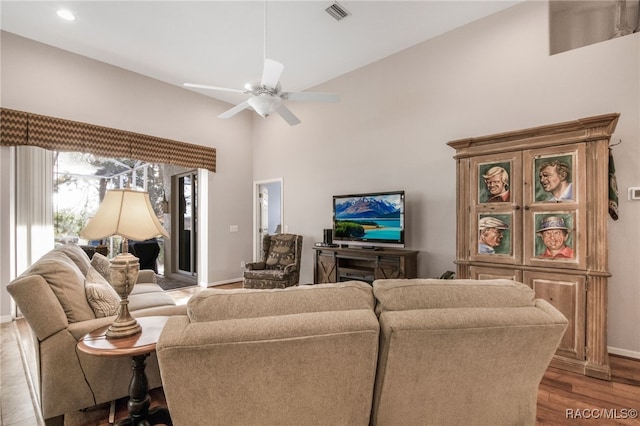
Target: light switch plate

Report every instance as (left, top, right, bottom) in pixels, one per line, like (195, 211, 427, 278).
(629, 187, 640, 200)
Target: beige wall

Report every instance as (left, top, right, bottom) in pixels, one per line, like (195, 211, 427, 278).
(251, 1, 640, 357)
(1, 1, 638, 356)
(0, 31, 255, 294)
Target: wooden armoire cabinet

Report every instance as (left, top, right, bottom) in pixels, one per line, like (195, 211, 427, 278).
(447, 114, 619, 379)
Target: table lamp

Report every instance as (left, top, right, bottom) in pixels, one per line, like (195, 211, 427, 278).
(80, 188, 169, 338)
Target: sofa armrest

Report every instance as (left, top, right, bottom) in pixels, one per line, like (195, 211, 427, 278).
(245, 261, 265, 271)
(7, 275, 68, 341)
(535, 298, 569, 325)
(66, 305, 189, 341)
(137, 270, 157, 284)
(67, 316, 117, 341)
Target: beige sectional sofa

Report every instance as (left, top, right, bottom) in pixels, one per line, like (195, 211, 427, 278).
(158, 281, 380, 426)
(157, 278, 567, 426)
(7, 244, 187, 425)
(371, 278, 568, 425)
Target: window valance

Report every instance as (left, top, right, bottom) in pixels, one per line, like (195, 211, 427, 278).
(0, 108, 216, 172)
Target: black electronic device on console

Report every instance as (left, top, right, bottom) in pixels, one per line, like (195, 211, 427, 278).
(314, 242, 338, 248)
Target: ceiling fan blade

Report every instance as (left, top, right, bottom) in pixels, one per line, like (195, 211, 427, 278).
(261, 58, 284, 89)
(218, 100, 251, 119)
(275, 104, 301, 126)
(282, 91, 340, 103)
(184, 83, 245, 94)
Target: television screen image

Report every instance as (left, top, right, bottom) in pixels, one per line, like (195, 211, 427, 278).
(332, 191, 405, 247)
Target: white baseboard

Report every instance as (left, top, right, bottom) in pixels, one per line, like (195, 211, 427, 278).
(206, 277, 243, 287)
(0, 314, 13, 324)
(608, 346, 640, 360)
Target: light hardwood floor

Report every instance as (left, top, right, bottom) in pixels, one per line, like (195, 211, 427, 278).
(2, 284, 639, 426)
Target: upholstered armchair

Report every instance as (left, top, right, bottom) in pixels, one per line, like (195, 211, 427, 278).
(243, 233, 302, 289)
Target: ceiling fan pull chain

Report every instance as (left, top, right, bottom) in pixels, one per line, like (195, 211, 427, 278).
(263, 0, 268, 61)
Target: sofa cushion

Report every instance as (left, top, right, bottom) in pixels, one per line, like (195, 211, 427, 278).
(187, 281, 374, 323)
(128, 282, 176, 311)
(85, 267, 120, 317)
(243, 269, 288, 280)
(90, 252, 111, 282)
(27, 251, 96, 322)
(128, 289, 176, 311)
(131, 283, 166, 295)
(373, 278, 535, 313)
(136, 270, 157, 284)
(54, 244, 92, 276)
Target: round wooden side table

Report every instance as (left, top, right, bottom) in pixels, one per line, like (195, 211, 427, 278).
(77, 315, 172, 426)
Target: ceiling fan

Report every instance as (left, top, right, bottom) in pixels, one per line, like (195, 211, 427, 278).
(184, 58, 339, 126)
(183, 1, 338, 126)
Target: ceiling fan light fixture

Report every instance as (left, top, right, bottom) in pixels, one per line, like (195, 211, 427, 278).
(248, 95, 281, 117)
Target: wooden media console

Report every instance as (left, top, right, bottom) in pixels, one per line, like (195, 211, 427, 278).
(313, 246, 418, 284)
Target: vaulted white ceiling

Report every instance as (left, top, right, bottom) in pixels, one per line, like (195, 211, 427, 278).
(1, 1, 521, 105)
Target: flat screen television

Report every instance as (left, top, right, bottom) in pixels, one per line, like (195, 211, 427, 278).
(332, 190, 405, 248)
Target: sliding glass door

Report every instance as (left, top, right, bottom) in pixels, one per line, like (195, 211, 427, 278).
(176, 171, 197, 276)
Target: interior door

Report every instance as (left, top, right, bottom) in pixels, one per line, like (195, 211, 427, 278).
(257, 187, 269, 260)
(254, 178, 283, 261)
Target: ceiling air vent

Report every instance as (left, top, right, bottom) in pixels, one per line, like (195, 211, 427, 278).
(325, 2, 351, 21)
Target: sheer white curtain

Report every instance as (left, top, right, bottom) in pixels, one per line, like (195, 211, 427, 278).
(0, 146, 16, 321)
(15, 146, 54, 274)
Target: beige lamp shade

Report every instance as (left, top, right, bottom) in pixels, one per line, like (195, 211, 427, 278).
(80, 189, 169, 241)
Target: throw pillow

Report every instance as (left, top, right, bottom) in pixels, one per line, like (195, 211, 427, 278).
(90, 252, 111, 283)
(85, 267, 120, 317)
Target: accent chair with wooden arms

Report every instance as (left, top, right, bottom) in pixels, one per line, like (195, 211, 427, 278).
(243, 233, 303, 289)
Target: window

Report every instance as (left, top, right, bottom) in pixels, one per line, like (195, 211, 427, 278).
(53, 152, 167, 263)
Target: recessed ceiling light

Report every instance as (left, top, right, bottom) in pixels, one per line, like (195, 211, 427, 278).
(56, 9, 76, 21)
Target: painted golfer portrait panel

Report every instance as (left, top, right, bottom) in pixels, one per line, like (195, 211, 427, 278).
(534, 213, 575, 259)
(478, 161, 511, 203)
(477, 214, 512, 256)
(534, 154, 574, 202)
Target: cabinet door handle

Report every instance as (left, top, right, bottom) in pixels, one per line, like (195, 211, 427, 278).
(524, 205, 530, 210)
(515, 205, 521, 210)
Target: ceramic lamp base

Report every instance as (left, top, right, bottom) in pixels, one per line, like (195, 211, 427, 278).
(107, 252, 141, 339)
(106, 299, 141, 338)
(105, 318, 142, 338)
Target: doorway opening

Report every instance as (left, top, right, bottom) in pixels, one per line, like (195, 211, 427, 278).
(253, 178, 283, 261)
